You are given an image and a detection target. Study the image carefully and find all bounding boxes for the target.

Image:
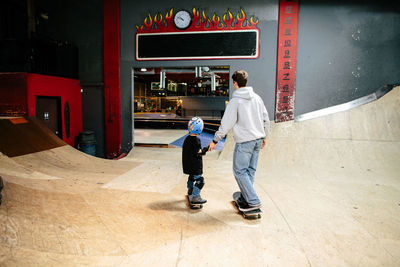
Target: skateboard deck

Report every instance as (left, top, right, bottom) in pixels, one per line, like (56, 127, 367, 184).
(187, 195, 203, 209)
(233, 191, 262, 219)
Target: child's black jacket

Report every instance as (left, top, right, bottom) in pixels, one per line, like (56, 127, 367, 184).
(182, 135, 203, 175)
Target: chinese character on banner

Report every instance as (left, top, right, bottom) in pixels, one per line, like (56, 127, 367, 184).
(283, 85, 289, 92)
(275, 0, 298, 122)
(284, 50, 290, 58)
(283, 96, 289, 104)
(283, 73, 290, 80)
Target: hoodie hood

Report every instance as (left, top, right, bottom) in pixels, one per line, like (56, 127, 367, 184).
(232, 86, 255, 100)
(213, 85, 270, 144)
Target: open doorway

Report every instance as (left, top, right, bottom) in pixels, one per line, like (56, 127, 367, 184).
(133, 66, 229, 149)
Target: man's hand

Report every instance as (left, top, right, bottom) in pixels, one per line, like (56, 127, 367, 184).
(261, 139, 266, 149)
(208, 141, 217, 151)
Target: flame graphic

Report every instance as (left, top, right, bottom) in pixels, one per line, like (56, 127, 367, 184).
(136, 8, 258, 33)
(154, 13, 163, 29)
(223, 10, 234, 27)
(165, 8, 173, 27)
(144, 13, 152, 29)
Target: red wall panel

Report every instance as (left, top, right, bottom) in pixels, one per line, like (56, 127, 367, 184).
(26, 73, 83, 146)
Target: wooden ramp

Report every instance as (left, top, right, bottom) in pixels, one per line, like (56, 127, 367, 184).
(0, 87, 399, 266)
(0, 117, 66, 157)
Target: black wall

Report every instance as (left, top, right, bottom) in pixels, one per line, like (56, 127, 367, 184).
(0, 0, 80, 79)
(0, 0, 28, 72)
(296, 1, 400, 114)
(34, 0, 105, 157)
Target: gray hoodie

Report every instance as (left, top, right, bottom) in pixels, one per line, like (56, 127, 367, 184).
(214, 86, 270, 143)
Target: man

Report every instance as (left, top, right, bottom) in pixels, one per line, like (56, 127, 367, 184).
(208, 70, 270, 212)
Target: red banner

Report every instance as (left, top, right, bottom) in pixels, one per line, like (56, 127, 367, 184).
(104, 0, 122, 158)
(275, 0, 299, 122)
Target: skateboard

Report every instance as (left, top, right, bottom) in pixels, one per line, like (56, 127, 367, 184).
(187, 195, 203, 209)
(233, 191, 262, 219)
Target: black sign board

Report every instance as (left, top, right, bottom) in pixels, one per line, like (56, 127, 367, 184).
(136, 30, 259, 61)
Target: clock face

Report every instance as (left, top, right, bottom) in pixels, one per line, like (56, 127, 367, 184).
(174, 10, 192, 30)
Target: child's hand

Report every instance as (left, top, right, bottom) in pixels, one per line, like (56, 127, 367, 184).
(199, 146, 209, 155)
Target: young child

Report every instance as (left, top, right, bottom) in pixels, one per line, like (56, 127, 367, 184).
(182, 117, 208, 204)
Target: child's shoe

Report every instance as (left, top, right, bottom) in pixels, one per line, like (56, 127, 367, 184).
(191, 196, 207, 204)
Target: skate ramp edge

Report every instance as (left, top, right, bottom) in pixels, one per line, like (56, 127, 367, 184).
(0, 116, 66, 157)
(284, 85, 400, 141)
(295, 84, 396, 122)
(218, 85, 400, 161)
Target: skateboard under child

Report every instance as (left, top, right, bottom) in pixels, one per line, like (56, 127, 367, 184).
(187, 195, 203, 209)
(233, 191, 262, 219)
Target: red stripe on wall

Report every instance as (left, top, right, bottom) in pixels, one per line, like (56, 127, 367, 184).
(103, 0, 121, 158)
(275, 0, 299, 122)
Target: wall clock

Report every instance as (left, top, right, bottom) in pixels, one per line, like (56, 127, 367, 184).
(174, 10, 192, 30)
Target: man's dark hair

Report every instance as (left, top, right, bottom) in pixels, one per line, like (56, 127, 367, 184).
(232, 70, 248, 87)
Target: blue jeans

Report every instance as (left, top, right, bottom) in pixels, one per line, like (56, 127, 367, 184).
(187, 174, 203, 197)
(233, 138, 263, 206)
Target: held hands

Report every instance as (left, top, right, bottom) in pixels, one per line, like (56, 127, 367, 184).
(198, 146, 209, 155)
(208, 141, 217, 151)
(261, 139, 266, 149)
(201, 146, 209, 155)
(208, 139, 266, 151)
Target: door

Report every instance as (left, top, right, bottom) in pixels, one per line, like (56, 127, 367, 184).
(35, 96, 63, 139)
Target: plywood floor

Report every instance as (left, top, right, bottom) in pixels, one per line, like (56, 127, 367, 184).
(0, 87, 399, 266)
